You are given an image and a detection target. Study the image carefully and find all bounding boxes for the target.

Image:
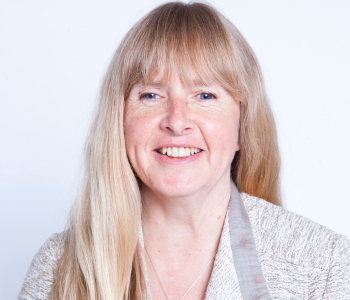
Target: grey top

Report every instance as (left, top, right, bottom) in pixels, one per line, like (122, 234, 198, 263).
(19, 193, 350, 299)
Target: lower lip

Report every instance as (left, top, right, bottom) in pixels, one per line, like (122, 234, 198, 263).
(153, 150, 203, 165)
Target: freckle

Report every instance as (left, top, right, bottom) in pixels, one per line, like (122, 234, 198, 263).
(217, 216, 221, 220)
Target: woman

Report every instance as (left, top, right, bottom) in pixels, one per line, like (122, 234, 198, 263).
(19, 2, 350, 299)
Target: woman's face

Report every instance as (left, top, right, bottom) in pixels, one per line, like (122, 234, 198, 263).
(124, 70, 241, 198)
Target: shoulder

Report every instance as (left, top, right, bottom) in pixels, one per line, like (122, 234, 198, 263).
(241, 193, 350, 271)
(18, 232, 65, 300)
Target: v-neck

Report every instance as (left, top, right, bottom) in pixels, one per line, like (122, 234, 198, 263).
(139, 210, 243, 300)
(204, 211, 244, 299)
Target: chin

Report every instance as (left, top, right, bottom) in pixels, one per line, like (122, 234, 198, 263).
(155, 176, 206, 198)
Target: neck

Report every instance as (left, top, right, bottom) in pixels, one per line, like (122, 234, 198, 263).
(141, 175, 231, 247)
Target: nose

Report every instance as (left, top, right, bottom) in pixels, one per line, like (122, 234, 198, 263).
(160, 96, 194, 135)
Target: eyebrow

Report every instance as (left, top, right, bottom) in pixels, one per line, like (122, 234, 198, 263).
(135, 83, 165, 96)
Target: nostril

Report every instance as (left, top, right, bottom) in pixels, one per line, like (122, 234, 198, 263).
(160, 110, 194, 135)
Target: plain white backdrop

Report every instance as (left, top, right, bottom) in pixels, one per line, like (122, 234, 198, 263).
(1, 0, 349, 298)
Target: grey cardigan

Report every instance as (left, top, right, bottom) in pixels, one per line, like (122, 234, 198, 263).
(19, 193, 350, 299)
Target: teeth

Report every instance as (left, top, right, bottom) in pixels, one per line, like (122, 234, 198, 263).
(172, 147, 179, 157)
(178, 147, 185, 157)
(159, 147, 202, 158)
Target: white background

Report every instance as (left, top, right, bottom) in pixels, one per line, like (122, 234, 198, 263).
(1, 0, 349, 298)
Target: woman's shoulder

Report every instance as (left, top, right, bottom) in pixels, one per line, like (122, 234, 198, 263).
(241, 192, 350, 270)
(18, 232, 65, 300)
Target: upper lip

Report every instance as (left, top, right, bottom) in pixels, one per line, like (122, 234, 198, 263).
(154, 144, 203, 150)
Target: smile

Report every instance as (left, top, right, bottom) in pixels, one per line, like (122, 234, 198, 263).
(156, 147, 202, 158)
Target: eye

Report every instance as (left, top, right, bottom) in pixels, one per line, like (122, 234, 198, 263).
(198, 93, 216, 100)
(140, 93, 160, 100)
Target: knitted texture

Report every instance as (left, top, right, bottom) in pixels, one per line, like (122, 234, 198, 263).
(18, 233, 64, 300)
(18, 194, 350, 299)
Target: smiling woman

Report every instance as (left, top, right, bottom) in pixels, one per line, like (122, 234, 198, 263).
(125, 74, 241, 198)
(18, 2, 350, 300)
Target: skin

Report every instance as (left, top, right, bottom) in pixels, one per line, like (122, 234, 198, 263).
(124, 69, 241, 300)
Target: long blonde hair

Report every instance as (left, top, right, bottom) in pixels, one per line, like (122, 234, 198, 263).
(50, 2, 281, 299)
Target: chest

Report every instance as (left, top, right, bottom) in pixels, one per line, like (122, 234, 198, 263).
(146, 259, 214, 300)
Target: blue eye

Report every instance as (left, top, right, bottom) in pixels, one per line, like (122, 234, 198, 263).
(199, 93, 215, 100)
(141, 93, 158, 99)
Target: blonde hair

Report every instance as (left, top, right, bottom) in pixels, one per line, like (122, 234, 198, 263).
(50, 1, 281, 299)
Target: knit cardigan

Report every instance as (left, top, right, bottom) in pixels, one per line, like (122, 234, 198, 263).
(18, 193, 350, 299)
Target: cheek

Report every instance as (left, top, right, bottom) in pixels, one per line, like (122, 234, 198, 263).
(204, 114, 239, 144)
(216, 124, 239, 158)
(124, 108, 144, 156)
(198, 109, 240, 163)
(124, 106, 157, 157)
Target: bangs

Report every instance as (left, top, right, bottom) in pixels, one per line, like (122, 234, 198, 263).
(122, 2, 242, 99)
